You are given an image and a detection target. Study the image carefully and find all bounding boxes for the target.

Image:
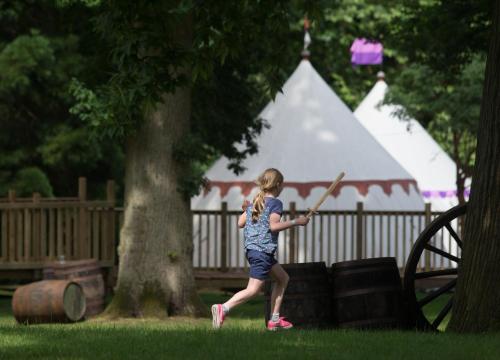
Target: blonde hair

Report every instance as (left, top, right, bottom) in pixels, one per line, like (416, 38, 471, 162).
(251, 168, 284, 222)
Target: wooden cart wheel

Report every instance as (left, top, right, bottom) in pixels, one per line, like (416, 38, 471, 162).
(403, 203, 467, 331)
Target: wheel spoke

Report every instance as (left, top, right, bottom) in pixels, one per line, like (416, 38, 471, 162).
(445, 222, 463, 249)
(415, 268, 458, 279)
(431, 297, 454, 329)
(424, 244, 460, 262)
(418, 278, 457, 307)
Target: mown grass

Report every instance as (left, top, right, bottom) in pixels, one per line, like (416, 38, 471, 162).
(0, 292, 499, 360)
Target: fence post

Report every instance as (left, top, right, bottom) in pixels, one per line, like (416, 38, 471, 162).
(7, 190, 16, 261)
(356, 201, 364, 260)
(106, 180, 116, 263)
(220, 202, 228, 272)
(32, 193, 41, 261)
(78, 177, 88, 259)
(288, 202, 296, 264)
(424, 203, 432, 271)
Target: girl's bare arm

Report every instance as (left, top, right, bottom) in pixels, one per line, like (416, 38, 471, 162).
(238, 212, 246, 228)
(269, 213, 309, 232)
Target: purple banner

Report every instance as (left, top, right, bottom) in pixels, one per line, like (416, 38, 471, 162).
(350, 38, 383, 65)
(421, 189, 471, 199)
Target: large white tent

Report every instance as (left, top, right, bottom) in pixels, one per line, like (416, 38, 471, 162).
(354, 74, 459, 212)
(192, 60, 424, 212)
(191, 60, 425, 268)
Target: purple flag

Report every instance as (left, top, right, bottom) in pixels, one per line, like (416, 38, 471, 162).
(350, 38, 383, 65)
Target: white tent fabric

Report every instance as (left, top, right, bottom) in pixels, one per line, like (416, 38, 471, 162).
(191, 60, 425, 268)
(354, 79, 458, 212)
(192, 60, 424, 212)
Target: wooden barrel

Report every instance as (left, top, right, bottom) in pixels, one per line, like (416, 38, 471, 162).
(12, 280, 86, 324)
(331, 257, 404, 329)
(44, 259, 105, 317)
(264, 262, 332, 328)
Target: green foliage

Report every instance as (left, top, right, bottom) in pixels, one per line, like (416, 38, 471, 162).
(0, 0, 122, 197)
(390, 0, 491, 74)
(385, 55, 485, 180)
(12, 166, 53, 197)
(308, 0, 407, 108)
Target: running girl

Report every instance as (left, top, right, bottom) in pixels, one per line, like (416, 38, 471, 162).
(211, 168, 309, 330)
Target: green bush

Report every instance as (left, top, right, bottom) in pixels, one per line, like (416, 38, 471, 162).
(13, 167, 53, 197)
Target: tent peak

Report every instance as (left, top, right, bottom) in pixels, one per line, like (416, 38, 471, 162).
(302, 15, 311, 60)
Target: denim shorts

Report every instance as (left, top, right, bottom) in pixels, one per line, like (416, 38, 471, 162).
(246, 249, 277, 280)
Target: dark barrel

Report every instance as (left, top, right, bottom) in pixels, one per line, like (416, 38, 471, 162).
(12, 280, 86, 324)
(331, 257, 404, 329)
(264, 262, 332, 328)
(43, 259, 105, 317)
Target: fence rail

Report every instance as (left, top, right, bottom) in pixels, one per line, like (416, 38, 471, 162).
(0, 178, 116, 269)
(1, 189, 460, 273)
(191, 202, 456, 271)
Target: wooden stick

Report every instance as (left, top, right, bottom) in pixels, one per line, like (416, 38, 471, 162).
(306, 172, 345, 218)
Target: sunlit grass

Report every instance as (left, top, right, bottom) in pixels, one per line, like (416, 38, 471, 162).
(0, 292, 498, 359)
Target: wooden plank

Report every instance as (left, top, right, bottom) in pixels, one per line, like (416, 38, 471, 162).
(220, 202, 227, 272)
(33, 194, 41, 260)
(357, 202, 364, 260)
(65, 207, 72, 259)
(0, 259, 114, 270)
(0, 200, 111, 210)
(8, 208, 15, 261)
(48, 209, 55, 259)
(107, 207, 115, 262)
(106, 182, 116, 264)
(78, 177, 88, 258)
(73, 207, 78, 259)
(57, 208, 63, 257)
(289, 202, 296, 263)
(1, 210, 7, 260)
(23, 209, 30, 261)
(95, 209, 101, 259)
(15, 210, 22, 261)
(40, 208, 47, 260)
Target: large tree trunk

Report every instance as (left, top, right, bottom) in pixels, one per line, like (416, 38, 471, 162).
(105, 14, 206, 318)
(448, 2, 500, 332)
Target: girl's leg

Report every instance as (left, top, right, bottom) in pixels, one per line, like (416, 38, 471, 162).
(223, 277, 265, 311)
(269, 263, 290, 316)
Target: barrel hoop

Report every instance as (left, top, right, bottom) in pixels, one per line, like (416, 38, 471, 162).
(331, 257, 397, 270)
(53, 267, 102, 278)
(264, 292, 331, 300)
(336, 317, 399, 328)
(331, 266, 399, 278)
(332, 286, 401, 299)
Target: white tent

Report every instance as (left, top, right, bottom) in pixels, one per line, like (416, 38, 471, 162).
(354, 74, 459, 212)
(191, 60, 425, 268)
(192, 60, 424, 212)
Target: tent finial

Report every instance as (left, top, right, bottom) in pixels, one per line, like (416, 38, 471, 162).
(302, 15, 311, 59)
(377, 71, 386, 81)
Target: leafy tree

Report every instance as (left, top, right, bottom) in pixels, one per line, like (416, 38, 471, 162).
(68, 0, 321, 318)
(0, 0, 122, 198)
(448, 0, 500, 333)
(384, 55, 485, 203)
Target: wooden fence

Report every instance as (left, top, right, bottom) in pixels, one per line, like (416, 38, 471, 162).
(0, 178, 116, 270)
(192, 202, 460, 271)
(1, 187, 461, 274)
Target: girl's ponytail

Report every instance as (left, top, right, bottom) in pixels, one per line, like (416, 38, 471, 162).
(251, 191, 266, 222)
(250, 168, 284, 222)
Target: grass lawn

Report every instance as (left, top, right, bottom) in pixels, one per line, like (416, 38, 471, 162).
(0, 292, 499, 360)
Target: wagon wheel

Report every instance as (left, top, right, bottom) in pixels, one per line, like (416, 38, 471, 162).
(403, 203, 467, 331)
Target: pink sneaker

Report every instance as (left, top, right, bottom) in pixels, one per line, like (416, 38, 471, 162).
(267, 317, 293, 331)
(211, 304, 225, 329)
